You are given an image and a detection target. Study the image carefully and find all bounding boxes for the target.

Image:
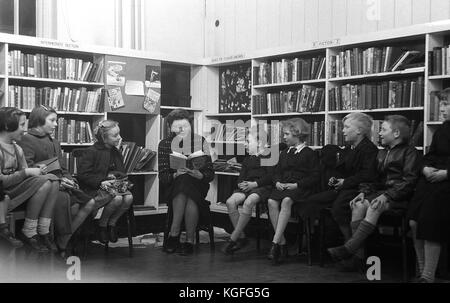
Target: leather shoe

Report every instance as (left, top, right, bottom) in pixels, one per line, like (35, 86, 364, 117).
(108, 225, 118, 243)
(279, 244, 288, 263)
(18, 233, 49, 253)
(268, 242, 281, 265)
(0, 226, 23, 248)
(40, 234, 58, 252)
(221, 239, 238, 255)
(98, 226, 109, 244)
(327, 245, 352, 262)
(164, 235, 180, 254)
(179, 242, 194, 256)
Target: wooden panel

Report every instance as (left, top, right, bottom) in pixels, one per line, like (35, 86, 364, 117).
(214, 0, 225, 57)
(235, 0, 257, 55)
(223, 0, 236, 56)
(304, 0, 319, 43)
(267, 0, 281, 47)
(205, 0, 216, 57)
(291, 0, 306, 45)
(256, 0, 277, 50)
(430, 0, 450, 22)
(332, 0, 348, 38)
(361, 0, 379, 34)
(395, 0, 412, 28)
(279, 0, 293, 46)
(412, 0, 430, 25)
(318, 0, 333, 40)
(346, 0, 363, 36)
(378, 0, 396, 31)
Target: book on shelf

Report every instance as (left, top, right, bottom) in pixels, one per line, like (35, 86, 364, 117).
(120, 142, 156, 173)
(61, 152, 78, 175)
(329, 47, 423, 78)
(328, 77, 424, 111)
(54, 118, 94, 144)
(254, 56, 325, 85)
(6, 85, 105, 112)
(261, 120, 324, 147)
(252, 86, 325, 115)
(169, 150, 208, 170)
(429, 89, 450, 121)
(430, 45, 450, 76)
(8, 50, 103, 82)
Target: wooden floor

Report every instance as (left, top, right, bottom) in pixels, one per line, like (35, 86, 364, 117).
(0, 234, 408, 283)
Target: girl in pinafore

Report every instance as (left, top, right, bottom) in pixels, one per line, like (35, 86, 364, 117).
(0, 107, 60, 252)
(267, 118, 320, 264)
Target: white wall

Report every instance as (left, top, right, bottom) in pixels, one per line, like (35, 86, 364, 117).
(206, 0, 450, 58)
(38, 0, 205, 59)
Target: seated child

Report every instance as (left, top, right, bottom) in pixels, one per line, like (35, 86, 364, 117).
(327, 115, 419, 266)
(222, 126, 274, 254)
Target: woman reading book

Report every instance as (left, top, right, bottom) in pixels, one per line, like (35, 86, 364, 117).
(0, 107, 60, 252)
(18, 106, 96, 259)
(158, 109, 214, 255)
(77, 120, 133, 245)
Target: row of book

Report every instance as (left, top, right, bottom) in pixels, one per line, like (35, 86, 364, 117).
(327, 119, 423, 147)
(265, 121, 325, 147)
(7, 85, 105, 113)
(253, 56, 326, 85)
(209, 124, 246, 143)
(120, 142, 157, 173)
(252, 86, 325, 115)
(54, 118, 94, 144)
(8, 50, 104, 82)
(429, 46, 450, 76)
(329, 47, 423, 78)
(328, 78, 425, 111)
(61, 152, 78, 175)
(429, 89, 450, 121)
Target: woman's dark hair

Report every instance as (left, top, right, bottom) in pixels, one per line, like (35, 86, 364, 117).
(28, 105, 57, 129)
(166, 109, 193, 128)
(0, 107, 25, 132)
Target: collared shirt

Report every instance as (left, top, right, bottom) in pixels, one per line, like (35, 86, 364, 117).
(287, 142, 307, 154)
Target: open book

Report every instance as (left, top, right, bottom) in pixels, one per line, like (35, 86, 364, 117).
(170, 150, 208, 170)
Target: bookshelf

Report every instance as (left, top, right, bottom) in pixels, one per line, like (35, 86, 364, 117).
(0, 34, 203, 217)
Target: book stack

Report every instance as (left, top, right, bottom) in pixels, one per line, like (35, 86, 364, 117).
(254, 56, 326, 85)
(429, 46, 450, 75)
(252, 86, 325, 114)
(7, 50, 104, 82)
(329, 47, 423, 78)
(327, 120, 345, 146)
(61, 151, 78, 175)
(54, 118, 94, 144)
(209, 124, 247, 142)
(308, 121, 325, 147)
(429, 89, 450, 121)
(7, 86, 105, 112)
(328, 77, 424, 111)
(120, 142, 157, 173)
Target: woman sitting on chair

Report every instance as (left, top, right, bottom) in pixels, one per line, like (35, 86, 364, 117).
(18, 106, 96, 258)
(158, 109, 214, 256)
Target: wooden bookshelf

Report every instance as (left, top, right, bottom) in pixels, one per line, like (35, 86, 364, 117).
(253, 79, 326, 89)
(20, 109, 105, 116)
(160, 106, 203, 111)
(204, 112, 251, 117)
(253, 112, 326, 118)
(428, 75, 450, 80)
(328, 68, 425, 83)
(8, 76, 105, 86)
(214, 171, 240, 177)
(328, 107, 424, 114)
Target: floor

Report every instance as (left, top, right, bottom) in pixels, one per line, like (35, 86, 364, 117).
(0, 230, 407, 283)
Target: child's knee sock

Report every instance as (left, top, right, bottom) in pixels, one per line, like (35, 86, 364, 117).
(22, 218, 38, 238)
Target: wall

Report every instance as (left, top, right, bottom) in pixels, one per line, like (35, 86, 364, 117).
(37, 0, 205, 59)
(205, 0, 450, 58)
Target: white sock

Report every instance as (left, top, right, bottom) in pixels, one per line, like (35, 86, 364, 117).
(22, 218, 38, 238)
(37, 217, 52, 235)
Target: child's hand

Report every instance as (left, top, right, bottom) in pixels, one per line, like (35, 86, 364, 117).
(25, 167, 43, 177)
(370, 194, 388, 210)
(174, 168, 188, 179)
(284, 183, 298, 190)
(349, 193, 365, 209)
(276, 182, 285, 191)
(187, 169, 203, 180)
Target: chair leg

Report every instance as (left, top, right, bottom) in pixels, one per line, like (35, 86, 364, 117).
(256, 206, 261, 252)
(319, 212, 326, 267)
(401, 217, 408, 283)
(296, 216, 303, 255)
(127, 212, 133, 258)
(209, 223, 215, 251)
(306, 217, 312, 266)
(196, 229, 200, 246)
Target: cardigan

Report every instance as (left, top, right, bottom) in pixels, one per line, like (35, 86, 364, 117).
(0, 141, 28, 189)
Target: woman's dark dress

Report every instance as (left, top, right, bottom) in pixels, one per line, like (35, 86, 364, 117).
(158, 134, 214, 219)
(408, 120, 450, 242)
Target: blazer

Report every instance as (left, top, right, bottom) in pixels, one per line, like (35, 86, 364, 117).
(423, 120, 450, 173)
(237, 154, 274, 187)
(335, 136, 379, 190)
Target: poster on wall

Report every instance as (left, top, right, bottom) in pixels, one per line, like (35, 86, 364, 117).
(145, 65, 161, 89)
(107, 87, 125, 110)
(106, 61, 127, 86)
(219, 64, 252, 113)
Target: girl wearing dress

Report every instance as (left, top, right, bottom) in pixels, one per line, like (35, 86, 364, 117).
(0, 107, 60, 252)
(267, 118, 320, 264)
